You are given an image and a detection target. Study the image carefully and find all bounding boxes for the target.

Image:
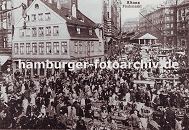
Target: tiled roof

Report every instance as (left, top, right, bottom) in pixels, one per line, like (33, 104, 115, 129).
(41, 0, 96, 27)
(67, 25, 98, 40)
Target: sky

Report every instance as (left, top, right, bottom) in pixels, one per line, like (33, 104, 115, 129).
(78, 0, 168, 23)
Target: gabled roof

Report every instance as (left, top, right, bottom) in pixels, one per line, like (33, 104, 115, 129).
(131, 32, 157, 40)
(139, 33, 157, 40)
(41, 0, 96, 27)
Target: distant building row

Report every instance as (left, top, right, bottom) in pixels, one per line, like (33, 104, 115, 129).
(138, 0, 189, 49)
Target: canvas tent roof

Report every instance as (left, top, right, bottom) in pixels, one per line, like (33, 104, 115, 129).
(138, 33, 158, 40)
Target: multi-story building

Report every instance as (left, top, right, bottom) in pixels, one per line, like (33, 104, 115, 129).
(177, 0, 189, 49)
(0, 0, 16, 72)
(103, 0, 121, 54)
(12, 0, 104, 76)
(0, 0, 13, 49)
(139, 6, 175, 46)
(103, 0, 121, 37)
(122, 19, 139, 33)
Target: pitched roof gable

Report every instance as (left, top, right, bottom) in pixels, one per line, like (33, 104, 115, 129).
(41, 0, 96, 27)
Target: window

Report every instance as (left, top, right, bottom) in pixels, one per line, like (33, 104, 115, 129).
(86, 42, 90, 56)
(31, 14, 36, 21)
(45, 13, 51, 21)
(14, 43, 19, 54)
(20, 43, 24, 54)
(89, 29, 92, 35)
(53, 26, 59, 36)
(77, 27, 81, 34)
(91, 42, 94, 52)
(46, 26, 51, 36)
(99, 30, 102, 37)
(166, 17, 170, 21)
(74, 42, 78, 53)
(26, 28, 31, 37)
(61, 42, 68, 54)
(38, 13, 43, 21)
(35, 4, 39, 9)
(27, 15, 30, 21)
(166, 24, 170, 28)
(46, 42, 52, 54)
(32, 43, 37, 54)
(32, 28, 37, 37)
(107, 12, 110, 18)
(26, 43, 30, 54)
(79, 42, 82, 54)
(39, 42, 44, 54)
(53, 42, 59, 54)
(99, 42, 102, 52)
(38, 27, 44, 37)
(19, 29, 24, 37)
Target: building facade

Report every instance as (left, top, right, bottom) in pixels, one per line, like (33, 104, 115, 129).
(103, 0, 121, 54)
(0, 0, 13, 49)
(177, 0, 189, 49)
(122, 19, 139, 33)
(12, 0, 104, 76)
(139, 6, 175, 46)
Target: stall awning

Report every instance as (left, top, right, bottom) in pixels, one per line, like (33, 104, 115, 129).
(138, 33, 158, 40)
(0, 56, 11, 65)
(133, 80, 155, 85)
(176, 52, 185, 55)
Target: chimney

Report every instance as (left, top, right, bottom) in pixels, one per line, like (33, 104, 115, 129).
(72, 3, 76, 18)
(57, 0, 61, 9)
(48, 0, 52, 4)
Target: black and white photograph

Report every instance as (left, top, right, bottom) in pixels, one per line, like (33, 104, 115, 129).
(0, 0, 189, 129)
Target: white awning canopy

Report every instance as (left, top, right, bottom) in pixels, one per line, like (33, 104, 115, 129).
(138, 33, 158, 40)
(176, 52, 185, 55)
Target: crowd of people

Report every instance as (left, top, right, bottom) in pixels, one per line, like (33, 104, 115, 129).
(1, 45, 189, 130)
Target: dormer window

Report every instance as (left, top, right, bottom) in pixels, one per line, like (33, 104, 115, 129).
(77, 27, 81, 34)
(89, 29, 92, 35)
(79, 17, 84, 22)
(66, 15, 72, 20)
(80, 19, 84, 22)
